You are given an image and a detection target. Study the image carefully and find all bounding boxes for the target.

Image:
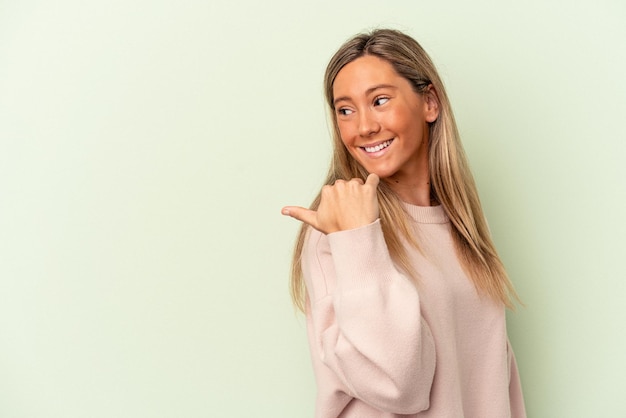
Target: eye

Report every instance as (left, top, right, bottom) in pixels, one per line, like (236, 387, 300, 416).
(337, 107, 354, 116)
(374, 96, 390, 106)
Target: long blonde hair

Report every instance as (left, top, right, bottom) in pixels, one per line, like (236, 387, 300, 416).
(290, 29, 518, 312)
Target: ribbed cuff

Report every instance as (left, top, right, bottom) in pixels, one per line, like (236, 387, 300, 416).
(326, 219, 399, 292)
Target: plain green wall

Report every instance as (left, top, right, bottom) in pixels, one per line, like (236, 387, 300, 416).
(1, 1, 625, 416)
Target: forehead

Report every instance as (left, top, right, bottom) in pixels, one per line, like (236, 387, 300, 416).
(333, 55, 403, 96)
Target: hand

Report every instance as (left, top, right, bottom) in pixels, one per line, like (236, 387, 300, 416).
(282, 173, 380, 234)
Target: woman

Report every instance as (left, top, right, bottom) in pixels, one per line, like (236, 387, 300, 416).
(282, 28, 525, 418)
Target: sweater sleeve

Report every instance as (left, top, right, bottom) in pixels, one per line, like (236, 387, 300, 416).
(302, 220, 436, 414)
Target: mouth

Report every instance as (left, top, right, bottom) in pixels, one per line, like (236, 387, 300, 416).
(361, 139, 393, 153)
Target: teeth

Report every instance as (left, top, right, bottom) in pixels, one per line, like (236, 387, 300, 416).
(364, 140, 392, 153)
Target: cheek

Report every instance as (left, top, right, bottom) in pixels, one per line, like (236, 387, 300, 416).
(389, 109, 412, 131)
(340, 137, 360, 160)
(336, 127, 360, 156)
(395, 112, 424, 140)
(337, 122, 355, 145)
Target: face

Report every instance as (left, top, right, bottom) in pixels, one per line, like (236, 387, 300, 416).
(332, 55, 439, 184)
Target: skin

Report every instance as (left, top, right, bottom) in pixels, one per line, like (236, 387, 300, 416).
(282, 55, 439, 234)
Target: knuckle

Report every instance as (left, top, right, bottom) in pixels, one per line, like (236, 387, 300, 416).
(321, 184, 336, 199)
(350, 177, 364, 185)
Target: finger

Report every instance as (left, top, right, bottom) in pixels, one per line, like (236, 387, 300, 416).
(365, 173, 380, 187)
(351, 177, 365, 185)
(281, 206, 318, 228)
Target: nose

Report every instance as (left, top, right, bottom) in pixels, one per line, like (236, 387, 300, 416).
(358, 110, 380, 137)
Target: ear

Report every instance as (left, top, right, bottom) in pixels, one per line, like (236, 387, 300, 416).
(423, 85, 440, 123)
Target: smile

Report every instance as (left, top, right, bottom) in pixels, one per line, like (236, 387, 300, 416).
(362, 139, 393, 153)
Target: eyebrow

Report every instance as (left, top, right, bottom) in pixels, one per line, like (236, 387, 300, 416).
(333, 84, 397, 107)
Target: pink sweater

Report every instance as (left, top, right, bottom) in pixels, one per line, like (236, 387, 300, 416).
(302, 204, 526, 417)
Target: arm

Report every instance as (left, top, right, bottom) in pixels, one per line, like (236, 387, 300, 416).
(303, 220, 436, 414)
(507, 340, 527, 418)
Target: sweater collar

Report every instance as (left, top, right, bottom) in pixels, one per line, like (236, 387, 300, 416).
(402, 203, 449, 224)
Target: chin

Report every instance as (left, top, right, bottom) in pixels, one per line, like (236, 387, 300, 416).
(365, 166, 397, 180)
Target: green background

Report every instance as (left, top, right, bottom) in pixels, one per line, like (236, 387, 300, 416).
(1, 0, 624, 416)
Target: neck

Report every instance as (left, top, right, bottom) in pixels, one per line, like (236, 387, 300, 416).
(384, 147, 433, 206)
(385, 177, 433, 206)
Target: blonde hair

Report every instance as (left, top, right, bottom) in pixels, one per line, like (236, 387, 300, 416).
(290, 28, 518, 312)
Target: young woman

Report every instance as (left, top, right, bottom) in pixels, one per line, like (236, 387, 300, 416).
(282, 29, 525, 418)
